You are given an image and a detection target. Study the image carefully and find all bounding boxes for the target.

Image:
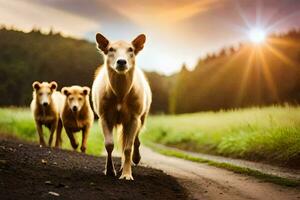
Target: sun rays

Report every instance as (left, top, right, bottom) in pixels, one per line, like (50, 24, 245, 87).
(215, 0, 300, 105)
(233, 36, 296, 105)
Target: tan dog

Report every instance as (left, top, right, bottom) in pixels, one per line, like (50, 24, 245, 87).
(92, 33, 152, 180)
(61, 86, 94, 153)
(30, 81, 63, 147)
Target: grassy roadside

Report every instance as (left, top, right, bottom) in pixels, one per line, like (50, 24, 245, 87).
(0, 107, 104, 155)
(145, 141, 300, 187)
(142, 106, 300, 168)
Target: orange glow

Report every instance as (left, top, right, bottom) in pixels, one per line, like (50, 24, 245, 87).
(257, 47, 279, 101)
(235, 47, 255, 104)
(264, 43, 296, 68)
(106, 0, 220, 26)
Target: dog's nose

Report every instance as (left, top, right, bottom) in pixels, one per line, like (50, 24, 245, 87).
(43, 102, 48, 107)
(72, 106, 78, 112)
(116, 59, 128, 71)
(117, 59, 127, 66)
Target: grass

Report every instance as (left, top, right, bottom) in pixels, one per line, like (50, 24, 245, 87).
(1, 106, 300, 165)
(0, 107, 104, 156)
(145, 141, 300, 187)
(142, 105, 300, 167)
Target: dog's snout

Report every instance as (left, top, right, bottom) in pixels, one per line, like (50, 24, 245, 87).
(116, 59, 128, 71)
(72, 106, 78, 112)
(117, 59, 127, 66)
(42, 102, 48, 107)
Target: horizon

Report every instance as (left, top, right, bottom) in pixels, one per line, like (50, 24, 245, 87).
(1, 0, 300, 75)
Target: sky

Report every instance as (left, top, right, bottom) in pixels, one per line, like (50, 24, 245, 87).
(0, 0, 300, 74)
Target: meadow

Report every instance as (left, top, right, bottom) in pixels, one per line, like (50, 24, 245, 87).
(0, 106, 299, 167)
(142, 105, 300, 167)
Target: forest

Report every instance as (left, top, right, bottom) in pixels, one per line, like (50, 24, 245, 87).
(0, 27, 299, 114)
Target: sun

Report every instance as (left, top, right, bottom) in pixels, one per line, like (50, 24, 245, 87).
(249, 28, 266, 44)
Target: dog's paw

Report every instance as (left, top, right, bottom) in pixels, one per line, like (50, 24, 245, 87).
(119, 171, 133, 180)
(72, 143, 79, 150)
(39, 140, 46, 147)
(104, 168, 116, 177)
(132, 152, 141, 165)
(119, 173, 134, 180)
(80, 146, 86, 153)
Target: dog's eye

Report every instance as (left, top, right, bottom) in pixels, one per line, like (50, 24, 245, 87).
(78, 97, 83, 101)
(69, 97, 74, 101)
(47, 92, 51, 95)
(128, 47, 133, 52)
(108, 47, 115, 52)
(38, 93, 43, 96)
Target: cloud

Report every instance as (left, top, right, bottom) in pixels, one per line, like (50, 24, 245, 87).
(105, 0, 222, 27)
(0, 0, 100, 37)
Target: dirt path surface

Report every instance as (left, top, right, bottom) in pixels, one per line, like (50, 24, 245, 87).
(154, 144, 300, 181)
(0, 139, 187, 200)
(140, 146, 300, 200)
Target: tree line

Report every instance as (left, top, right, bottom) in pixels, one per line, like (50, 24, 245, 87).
(0, 27, 299, 114)
(170, 29, 300, 113)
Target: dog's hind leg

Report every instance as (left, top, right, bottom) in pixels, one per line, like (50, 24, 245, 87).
(132, 134, 141, 165)
(133, 114, 146, 165)
(101, 119, 116, 176)
(120, 116, 140, 180)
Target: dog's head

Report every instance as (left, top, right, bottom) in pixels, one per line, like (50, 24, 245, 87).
(96, 33, 146, 74)
(62, 86, 90, 113)
(32, 81, 57, 107)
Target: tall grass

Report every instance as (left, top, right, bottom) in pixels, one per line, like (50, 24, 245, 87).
(0, 107, 104, 156)
(142, 106, 300, 166)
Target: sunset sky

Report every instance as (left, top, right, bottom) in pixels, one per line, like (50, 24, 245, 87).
(0, 0, 300, 74)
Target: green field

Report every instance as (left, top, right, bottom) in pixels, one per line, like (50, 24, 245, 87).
(0, 106, 300, 167)
(142, 106, 300, 167)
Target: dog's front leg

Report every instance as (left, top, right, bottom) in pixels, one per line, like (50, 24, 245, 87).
(101, 119, 116, 176)
(48, 120, 57, 147)
(55, 119, 63, 148)
(80, 125, 90, 153)
(65, 128, 78, 150)
(36, 122, 46, 147)
(120, 116, 140, 180)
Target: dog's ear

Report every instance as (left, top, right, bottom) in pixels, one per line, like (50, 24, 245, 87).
(132, 34, 146, 55)
(82, 86, 90, 96)
(96, 33, 109, 54)
(61, 87, 70, 96)
(50, 81, 57, 91)
(32, 81, 40, 90)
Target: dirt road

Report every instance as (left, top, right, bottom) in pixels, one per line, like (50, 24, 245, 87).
(140, 146, 300, 200)
(1, 138, 300, 200)
(0, 139, 187, 200)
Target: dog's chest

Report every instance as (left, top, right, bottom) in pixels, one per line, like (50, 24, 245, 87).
(35, 109, 56, 124)
(102, 98, 133, 124)
(37, 115, 55, 124)
(63, 115, 86, 131)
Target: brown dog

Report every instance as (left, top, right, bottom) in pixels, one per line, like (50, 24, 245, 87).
(61, 86, 94, 153)
(30, 81, 63, 147)
(92, 33, 152, 180)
